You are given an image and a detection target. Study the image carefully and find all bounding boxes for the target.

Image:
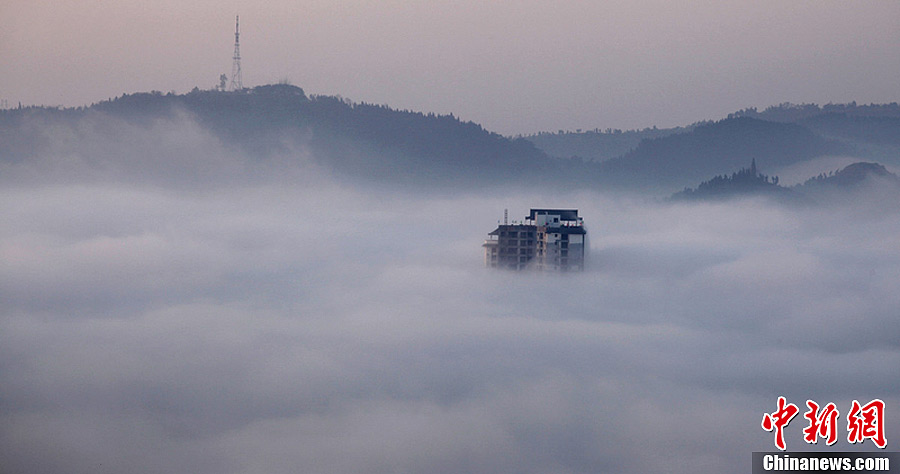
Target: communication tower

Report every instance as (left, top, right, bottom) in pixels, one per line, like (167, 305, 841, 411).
(230, 15, 243, 91)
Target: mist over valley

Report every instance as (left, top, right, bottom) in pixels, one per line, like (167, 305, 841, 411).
(1, 87, 899, 474)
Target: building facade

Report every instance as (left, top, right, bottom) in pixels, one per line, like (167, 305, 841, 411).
(483, 209, 586, 271)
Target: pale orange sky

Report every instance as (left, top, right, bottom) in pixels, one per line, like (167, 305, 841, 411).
(2, 0, 899, 134)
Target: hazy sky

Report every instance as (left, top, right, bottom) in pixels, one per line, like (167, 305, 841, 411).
(3, 0, 899, 134)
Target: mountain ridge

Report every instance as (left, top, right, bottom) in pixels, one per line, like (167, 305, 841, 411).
(3, 86, 899, 196)
(671, 161, 900, 205)
(597, 116, 853, 191)
(1, 84, 574, 189)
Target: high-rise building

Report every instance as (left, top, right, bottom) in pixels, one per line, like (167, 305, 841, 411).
(483, 209, 587, 271)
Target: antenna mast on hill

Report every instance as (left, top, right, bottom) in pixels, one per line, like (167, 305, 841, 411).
(230, 15, 243, 91)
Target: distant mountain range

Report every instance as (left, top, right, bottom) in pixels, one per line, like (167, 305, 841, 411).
(525, 102, 900, 192)
(596, 116, 853, 191)
(0, 84, 568, 190)
(671, 161, 900, 205)
(524, 125, 693, 163)
(527, 102, 900, 161)
(2, 86, 899, 195)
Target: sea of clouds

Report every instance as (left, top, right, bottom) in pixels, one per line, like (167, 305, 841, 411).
(1, 114, 898, 474)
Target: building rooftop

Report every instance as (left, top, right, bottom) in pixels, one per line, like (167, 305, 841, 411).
(527, 209, 580, 222)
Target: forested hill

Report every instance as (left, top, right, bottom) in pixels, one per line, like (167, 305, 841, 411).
(729, 103, 900, 161)
(524, 101, 900, 193)
(671, 161, 900, 204)
(524, 125, 692, 162)
(728, 102, 900, 123)
(5, 88, 899, 194)
(0, 84, 583, 189)
(795, 161, 900, 193)
(670, 160, 792, 202)
(596, 116, 852, 191)
(525, 102, 900, 162)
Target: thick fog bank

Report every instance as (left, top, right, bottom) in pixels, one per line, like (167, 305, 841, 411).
(2, 118, 898, 474)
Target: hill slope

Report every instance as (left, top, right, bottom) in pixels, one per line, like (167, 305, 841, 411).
(598, 116, 851, 191)
(524, 126, 692, 162)
(5, 90, 899, 195)
(0, 84, 577, 189)
(671, 161, 900, 205)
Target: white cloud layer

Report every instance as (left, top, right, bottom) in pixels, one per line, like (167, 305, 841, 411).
(1, 117, 898, 474)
